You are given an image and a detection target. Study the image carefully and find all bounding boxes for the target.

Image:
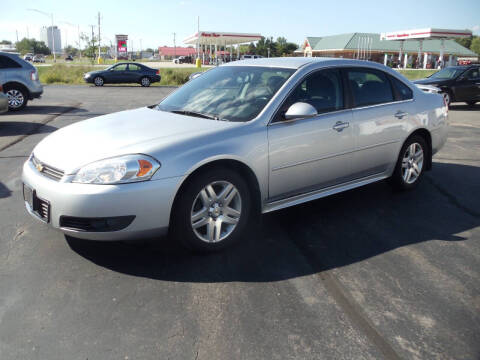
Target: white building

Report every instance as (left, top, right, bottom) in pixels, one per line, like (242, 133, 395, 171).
(40, 26, 62, 54)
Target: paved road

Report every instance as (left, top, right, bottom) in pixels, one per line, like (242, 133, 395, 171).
(0, 85, 479, 360)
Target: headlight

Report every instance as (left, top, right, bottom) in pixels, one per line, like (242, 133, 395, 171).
(72, 154, 160, 184)
(84, 73, 91, 78)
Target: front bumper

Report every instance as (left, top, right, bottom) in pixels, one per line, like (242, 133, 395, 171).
(22, 159, 183, 241)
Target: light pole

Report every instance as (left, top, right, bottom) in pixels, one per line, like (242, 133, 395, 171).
(28, 8, 56, 62)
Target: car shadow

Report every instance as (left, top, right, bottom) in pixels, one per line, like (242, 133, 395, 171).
(0, 122, 57, 137)
(0, 182, 12, 199)
(4, 105, 85, 115)
(66, 162, 479, 283)
(449, 103, 480, 111)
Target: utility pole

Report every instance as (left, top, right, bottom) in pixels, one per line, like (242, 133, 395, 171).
(173, 32, 176, 58)
(16, 30, 19, 43)
(78, 24, 81, 58)
(97, 12, 101, 61)
(90, 25, 95, 59)
(197, 16, 200, 59)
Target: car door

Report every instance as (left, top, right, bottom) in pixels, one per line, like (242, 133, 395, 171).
(268, 68, 354, 200)
(453, 67, 480, 102)
(126, 64, 142, 82)
(347, 68, 414, 178)
(107, 63, 128, 83)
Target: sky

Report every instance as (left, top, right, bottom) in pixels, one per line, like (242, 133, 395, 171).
(1, 0, 479, 50)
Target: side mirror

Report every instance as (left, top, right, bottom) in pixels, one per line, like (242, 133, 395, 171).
(284, 102, 318, 121)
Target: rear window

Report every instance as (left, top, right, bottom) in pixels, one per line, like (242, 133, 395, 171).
(0, 55, 22, 69)
(390, 76, 413, 101)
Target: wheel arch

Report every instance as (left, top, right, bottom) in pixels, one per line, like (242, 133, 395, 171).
(2, 81, 30, 97)
(169, 158, 262, 228)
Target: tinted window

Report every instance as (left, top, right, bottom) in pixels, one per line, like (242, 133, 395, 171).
(0, 55, 22, 69)
(285, 69, 344, 115)
(390, 76, 413, 100)
(348, 69, 394, 107)
(112, 64, 128, 71)
(464, 67, 480, 80)
(128, 64, 141, 71)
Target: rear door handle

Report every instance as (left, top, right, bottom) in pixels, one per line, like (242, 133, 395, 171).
(394, 111, 408, 119)
(332, 121, 349, 132)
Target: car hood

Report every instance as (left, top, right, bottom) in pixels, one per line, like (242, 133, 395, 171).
(413, 78, 447, 85)
(33, 107, 240, 174)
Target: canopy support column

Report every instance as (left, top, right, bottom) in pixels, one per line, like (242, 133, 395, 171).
(384, 53, 388, 66)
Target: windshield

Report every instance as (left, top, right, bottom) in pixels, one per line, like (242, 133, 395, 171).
(429, 67, 465, 80)
(157, 66, 295, 122)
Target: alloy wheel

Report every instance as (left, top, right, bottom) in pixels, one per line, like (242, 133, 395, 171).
(190, 181, 242, 243)
(94, 77, 104, 86)
(141, 77, 150, 87)
(6, 89, 24, 109)
(442, 92, 450, 106)
(401, 142, 424, 184)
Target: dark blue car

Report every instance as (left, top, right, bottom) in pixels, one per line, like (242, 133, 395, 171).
(84, 62, 161, 87)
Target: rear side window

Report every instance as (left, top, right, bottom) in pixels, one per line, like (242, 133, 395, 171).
(0, 55, 22, 69)
(128, 64, 141, 71)
(390, 76, 413, 101)
(348, 69, 394, 107)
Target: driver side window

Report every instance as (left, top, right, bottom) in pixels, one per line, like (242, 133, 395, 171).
(278, 69, 344, 121)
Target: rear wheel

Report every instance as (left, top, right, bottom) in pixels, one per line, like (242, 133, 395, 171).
(140, 77, 151, 87)
(389, 135, 427, 191)
(4, 85, 28, 111)
(171, 168, 252, 253)
(93, 76, 104, 86)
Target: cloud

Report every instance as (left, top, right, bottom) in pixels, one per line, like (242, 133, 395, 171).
(471, 25, 480, 34)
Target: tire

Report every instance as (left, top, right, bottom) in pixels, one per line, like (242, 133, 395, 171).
(171, 168, 252, 253)
(442, 90, 452, 107)
(4, 85, 28, 111)
(93, 76, 104, 86)
(389, 135, 428, 191)
(140, 77, 151, 87)
(466, 101, 477, 106)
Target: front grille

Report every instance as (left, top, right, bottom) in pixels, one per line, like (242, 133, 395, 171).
(32, 155, 65, 181)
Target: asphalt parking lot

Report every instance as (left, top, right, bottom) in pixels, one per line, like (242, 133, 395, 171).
(0, 85, 479, 360)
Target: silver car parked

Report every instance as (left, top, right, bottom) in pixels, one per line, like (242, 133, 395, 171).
(0, 51, 43, 110)
(22, 58, 448, 252)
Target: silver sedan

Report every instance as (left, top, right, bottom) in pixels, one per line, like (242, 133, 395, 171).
(22, 58, 448, 252)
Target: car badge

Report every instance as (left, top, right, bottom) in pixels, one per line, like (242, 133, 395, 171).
(36, 163, 44, 172)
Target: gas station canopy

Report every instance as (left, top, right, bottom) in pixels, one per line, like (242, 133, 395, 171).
(184, 31, 263, 46)
(380, 28, 472, 41)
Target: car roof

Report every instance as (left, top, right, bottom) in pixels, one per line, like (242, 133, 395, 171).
(224, 56, 399, 70)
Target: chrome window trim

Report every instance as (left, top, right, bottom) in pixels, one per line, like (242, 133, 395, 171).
(350, 98, 414, 111)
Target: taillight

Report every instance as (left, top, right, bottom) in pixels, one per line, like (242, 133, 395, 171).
(0, 84, 3, 92)
(30, 71, 38, 81)
(155, 70, 160, 75)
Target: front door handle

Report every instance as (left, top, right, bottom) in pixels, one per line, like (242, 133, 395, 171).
(394, 111, 408, 119)
(332, 121, 349, 132)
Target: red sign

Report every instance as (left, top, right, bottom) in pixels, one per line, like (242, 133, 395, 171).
(117, 40, 127, 53)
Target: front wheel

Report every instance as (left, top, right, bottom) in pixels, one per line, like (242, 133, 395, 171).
(442, 90, 451, 107)
(389, 135, 427, 191)
(93, 76, 104, 86)
(171, 168, 252, 252)
(140, 77, 151, 87)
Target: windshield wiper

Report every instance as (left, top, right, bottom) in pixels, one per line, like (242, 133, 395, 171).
(170, 109, 220, 120)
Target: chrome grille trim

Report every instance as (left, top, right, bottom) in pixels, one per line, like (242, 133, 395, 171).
(31, 155, 65, 181)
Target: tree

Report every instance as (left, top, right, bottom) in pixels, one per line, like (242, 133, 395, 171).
(80, 32, 98, 58)
(471, 37, 480, 55)
(1, 40, 12, 45)
(64, 45, 79, 56)
(15, 38, 50, 55)
(455, 37, 472, 49)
